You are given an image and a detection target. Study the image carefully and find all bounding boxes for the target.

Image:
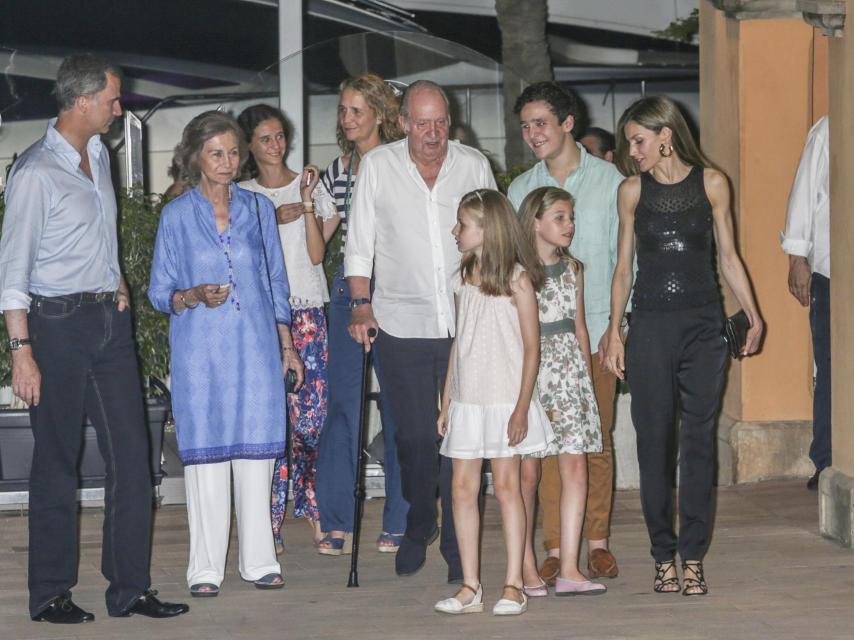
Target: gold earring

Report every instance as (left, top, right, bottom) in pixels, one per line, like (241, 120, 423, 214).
(659, 143, 673, 158)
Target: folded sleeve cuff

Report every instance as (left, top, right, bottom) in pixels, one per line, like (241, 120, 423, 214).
(0, 289, 32, 312)
(344, 255, 373, 279)
(780, 234, 811, 257)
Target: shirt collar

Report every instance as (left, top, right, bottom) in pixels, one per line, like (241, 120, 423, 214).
(44, 117, 104, 166)
(535, 141, 590, 186)
(402, 138, 456, 178)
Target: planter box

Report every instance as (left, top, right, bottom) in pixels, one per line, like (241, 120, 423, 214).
(0, 398, 168, 493)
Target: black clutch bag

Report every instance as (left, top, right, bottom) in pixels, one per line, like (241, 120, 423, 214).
(723, 309, 750, 359)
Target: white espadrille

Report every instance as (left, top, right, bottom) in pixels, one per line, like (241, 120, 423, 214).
(492, 585, 528, 616)
(434, 583, 483, 615)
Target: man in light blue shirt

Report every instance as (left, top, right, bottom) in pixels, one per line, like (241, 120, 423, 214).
(0, 54, 188, 624)
(508, 82, 623, 584)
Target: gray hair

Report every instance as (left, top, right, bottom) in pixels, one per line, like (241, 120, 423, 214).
(54, 53, 123, 112)
(174, 110, 248, 185)
(400, 80, 450, 119)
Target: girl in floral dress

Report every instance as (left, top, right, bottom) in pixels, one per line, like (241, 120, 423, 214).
(518, 186, 606, 597)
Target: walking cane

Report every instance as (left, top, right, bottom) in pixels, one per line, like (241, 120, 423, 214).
(348, 327, 378, 588)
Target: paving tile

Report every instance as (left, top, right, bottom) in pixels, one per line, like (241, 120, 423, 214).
(1, 480, 853, 640)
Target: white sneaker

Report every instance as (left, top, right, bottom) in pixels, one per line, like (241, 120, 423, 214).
(434, 583, 483, 614)
(492, 585, 528, 616)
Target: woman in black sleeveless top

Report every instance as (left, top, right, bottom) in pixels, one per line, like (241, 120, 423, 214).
(602, 97, 763, 596)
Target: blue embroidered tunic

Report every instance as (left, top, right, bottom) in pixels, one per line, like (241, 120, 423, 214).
(149, 186, 292, 465)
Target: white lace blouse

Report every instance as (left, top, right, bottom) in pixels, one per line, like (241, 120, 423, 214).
(239, 176, 336, 309)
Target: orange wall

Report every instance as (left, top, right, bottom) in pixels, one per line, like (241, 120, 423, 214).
(701, 8, 822, 422)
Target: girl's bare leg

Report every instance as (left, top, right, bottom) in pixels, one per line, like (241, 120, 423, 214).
(491, 456, 526, 602)
(558, 453, 588, 581)
(520, 458, 543, 586)
(450, 457, 484, 602)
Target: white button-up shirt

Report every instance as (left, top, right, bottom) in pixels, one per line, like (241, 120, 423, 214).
(344, 138, 496, 339)
(781, 116, 829, 278)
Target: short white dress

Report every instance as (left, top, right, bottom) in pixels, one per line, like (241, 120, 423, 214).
(440, 266, 554, 460)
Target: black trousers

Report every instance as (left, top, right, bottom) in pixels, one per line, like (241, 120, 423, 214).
(372, 330, 459, 569)
(27, 295, 152, 617)
(625, 302, 726, 563)
(809, 273, 831, 471)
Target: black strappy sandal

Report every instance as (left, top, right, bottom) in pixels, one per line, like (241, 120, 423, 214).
(653, 559, 680, 593)
(681, 560, 709, 596)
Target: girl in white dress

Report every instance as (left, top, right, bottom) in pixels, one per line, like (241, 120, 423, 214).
(518, 187, 606, 597)
(435, 189, 553, 617)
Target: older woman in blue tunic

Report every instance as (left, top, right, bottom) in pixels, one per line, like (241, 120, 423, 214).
(149, 111, 304, 597)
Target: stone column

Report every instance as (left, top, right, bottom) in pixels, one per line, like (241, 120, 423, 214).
(821, 1, 854, 547)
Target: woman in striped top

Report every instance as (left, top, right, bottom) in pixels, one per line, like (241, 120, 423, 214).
(315, 73, 406, 555)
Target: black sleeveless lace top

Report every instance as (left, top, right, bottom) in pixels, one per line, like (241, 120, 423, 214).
(632, 165, 720, 311)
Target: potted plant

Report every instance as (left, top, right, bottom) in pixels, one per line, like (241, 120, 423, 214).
(0, 189, 172, 493)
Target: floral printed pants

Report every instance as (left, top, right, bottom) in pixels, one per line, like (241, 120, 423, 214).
(271, 306, 328, 545)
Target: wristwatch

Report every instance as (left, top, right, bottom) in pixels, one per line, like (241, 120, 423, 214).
(8, 338, 33, 350)
(349, 297, 371, 309)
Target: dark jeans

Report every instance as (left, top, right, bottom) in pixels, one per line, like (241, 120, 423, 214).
(626, 303, 726, 563)
(27, 295, 152, 617)
(316, 268, 408, 534)
(372, 330, 459, 569)
(809, 273, 831, 471)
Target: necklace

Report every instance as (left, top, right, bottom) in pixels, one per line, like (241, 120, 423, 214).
(217, 219, 240, 312)
(195, 184, 241, 312)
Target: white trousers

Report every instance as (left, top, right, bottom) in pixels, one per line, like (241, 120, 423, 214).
(184, 458, 281, 587)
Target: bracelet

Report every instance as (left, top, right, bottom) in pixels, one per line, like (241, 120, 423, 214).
(180, 291, 199, 309)
(282, 346, 296, 352)
(302, 200, 315, 213)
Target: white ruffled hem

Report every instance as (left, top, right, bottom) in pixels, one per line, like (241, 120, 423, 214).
(440, 400, 554, 459)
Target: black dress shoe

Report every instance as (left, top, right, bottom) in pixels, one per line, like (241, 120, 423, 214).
(114, 590, 189, 618)
(807, 470, 821, 491)
(32, 595, 94, 624)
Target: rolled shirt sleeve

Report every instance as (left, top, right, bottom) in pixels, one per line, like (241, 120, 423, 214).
(343, 153, 378, 279)
(781, 117, 827, 261)
(0, 166, 50, 311)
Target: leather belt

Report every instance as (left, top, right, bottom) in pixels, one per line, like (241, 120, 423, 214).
(31, 291, 118, 305)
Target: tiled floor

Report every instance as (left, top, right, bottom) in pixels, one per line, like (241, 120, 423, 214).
(0, 480, 851, 640)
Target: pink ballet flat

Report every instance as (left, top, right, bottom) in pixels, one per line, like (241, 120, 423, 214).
(554, 576, 607, 596)
(522, 580, 549, 597)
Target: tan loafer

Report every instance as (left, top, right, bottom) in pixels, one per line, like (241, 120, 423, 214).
(538, 556, 560, 587)
(588, 548, 619, 579)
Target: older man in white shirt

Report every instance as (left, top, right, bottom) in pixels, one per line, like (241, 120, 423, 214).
(345, 80, 496, 579)
(781, 115, 830, 491)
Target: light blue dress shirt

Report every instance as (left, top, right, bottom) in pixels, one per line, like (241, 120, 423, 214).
(0, 119, 120, 310)
(508, 144, 623, 344)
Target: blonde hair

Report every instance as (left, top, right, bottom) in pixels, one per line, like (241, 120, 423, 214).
(336, 73, 403, 153)
(518, 186, 581, 273)
(458, 189, 544, 295)
(615, 95, 716, 176)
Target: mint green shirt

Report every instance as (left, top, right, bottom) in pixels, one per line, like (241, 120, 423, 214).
(508, 144, 623, 344)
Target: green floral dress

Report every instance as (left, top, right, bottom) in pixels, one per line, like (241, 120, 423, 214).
(533, 258, 602, 456)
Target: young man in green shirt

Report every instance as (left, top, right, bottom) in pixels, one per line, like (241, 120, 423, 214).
(508, 81, 623, 583)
